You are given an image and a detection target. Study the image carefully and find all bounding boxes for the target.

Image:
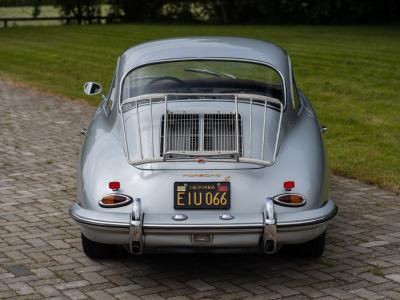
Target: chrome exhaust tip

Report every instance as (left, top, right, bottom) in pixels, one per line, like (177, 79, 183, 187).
(131, 242, 142, 255)
(264, 240, 276, 254)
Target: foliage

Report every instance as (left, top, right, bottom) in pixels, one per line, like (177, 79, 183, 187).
(54, 0, 102, 24)
(106, 0, 164, 22)
(101, 0, 400, 24)
(0, 0, 56, 6)
(2, 0, 399, 24)
(32, 0, 41, 17)
(204, 0, 400, 24)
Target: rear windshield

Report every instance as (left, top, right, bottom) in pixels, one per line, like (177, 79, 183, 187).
(121, 60, 284, 103)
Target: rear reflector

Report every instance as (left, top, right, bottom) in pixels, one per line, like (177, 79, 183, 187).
(273, 194, 305, 207)
(109, 181, 120, 191)
(283, 181, 295, 191)
(99, 194, 132, 208)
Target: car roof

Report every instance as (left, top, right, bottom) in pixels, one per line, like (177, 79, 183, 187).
(117, 37, 294, 110)
(119, 37, 290, 78)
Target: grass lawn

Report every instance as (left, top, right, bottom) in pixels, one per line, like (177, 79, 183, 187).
(0, 24, 399, 192)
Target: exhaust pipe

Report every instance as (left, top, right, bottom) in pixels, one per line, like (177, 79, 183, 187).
(131, 241, 142, 255)
(264, 240, 276, 254)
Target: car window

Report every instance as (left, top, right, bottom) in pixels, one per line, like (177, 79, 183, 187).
(121, 60, 284, 104)
(292, 73, 301, 111)
(107, 74, 116, 113)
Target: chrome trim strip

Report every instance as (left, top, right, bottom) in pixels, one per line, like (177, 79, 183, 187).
(122, 93, 281, 107)
(143, 223, 263, 229)
(145, 227, 262, 234)
(249, 97, 253, 157)
(69, 209, 129, 229)
(277, 204, 338, 228)
(70, 202, 337, 231)
(136, 99, 143, 159)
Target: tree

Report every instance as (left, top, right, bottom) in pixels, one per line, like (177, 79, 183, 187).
(32, 0, 41, 18)
(107, 0, 165, 22)
(55, 0, 102, 24)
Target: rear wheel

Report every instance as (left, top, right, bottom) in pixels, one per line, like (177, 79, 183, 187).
(81, 234, 115, 259)
(286, 231, 326, 258)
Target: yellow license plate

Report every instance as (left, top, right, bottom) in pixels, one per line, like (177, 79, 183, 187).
(174, 182, 230, 209)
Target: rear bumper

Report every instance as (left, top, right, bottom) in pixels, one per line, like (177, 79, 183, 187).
(70, 199, 337, 253)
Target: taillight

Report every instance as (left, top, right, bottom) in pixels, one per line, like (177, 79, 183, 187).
(273, 194, 305, 207)
(283, 180, 295, 191)
(99, 194, 132, 208)
(109, 181, 120, 191)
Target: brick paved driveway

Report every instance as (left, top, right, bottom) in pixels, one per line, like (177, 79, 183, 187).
(1, 80, 400, 299)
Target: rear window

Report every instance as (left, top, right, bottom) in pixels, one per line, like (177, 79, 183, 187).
(121, 60, 284, 103)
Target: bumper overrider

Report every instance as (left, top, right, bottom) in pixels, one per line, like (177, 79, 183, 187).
(70, 198, 337, 254)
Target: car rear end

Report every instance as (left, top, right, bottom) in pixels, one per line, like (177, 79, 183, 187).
(71, 56, 337, 257)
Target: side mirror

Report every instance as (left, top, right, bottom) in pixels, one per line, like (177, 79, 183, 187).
(84, 82, 102, 95)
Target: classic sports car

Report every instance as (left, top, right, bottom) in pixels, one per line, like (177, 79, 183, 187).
(70, 37, 337, 258)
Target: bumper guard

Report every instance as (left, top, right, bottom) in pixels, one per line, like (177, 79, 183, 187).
(129, 198, 143, 254)
(263, 197, 277, 253)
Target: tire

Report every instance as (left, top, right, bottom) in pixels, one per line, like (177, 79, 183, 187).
(81, 233, 115, 259)
(286, 231, 326, 258)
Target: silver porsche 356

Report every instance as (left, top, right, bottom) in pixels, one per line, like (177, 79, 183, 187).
(70, 37, 337, 258)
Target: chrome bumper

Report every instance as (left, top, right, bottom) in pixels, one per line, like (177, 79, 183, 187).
(70, 199, 337, 254)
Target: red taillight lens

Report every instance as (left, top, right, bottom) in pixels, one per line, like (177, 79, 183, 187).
(283, 181, 295, 191)
(109, 181, 120, 191)
(99, 194, 132, 208)
(273, 194, 305, 206)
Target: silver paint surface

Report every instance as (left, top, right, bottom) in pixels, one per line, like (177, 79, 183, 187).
(71, 37, 337, 251)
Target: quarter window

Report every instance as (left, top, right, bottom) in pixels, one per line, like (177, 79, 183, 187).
(107, 75, 116, 113)
(292, 73, 301, 111)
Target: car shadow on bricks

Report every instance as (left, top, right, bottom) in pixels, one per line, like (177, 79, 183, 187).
(102, 247, 327, 274)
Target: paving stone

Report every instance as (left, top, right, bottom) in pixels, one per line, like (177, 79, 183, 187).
(81, 272, 108, 285)
(86, 290, 115, 300)
(7, 282, 35, 295)
(35, 285, 61, 297)
(62, 289, 88, 300)
(359, 241, 389, 248)
(351, 287, 385, 299)
(0, 79, 400, 299)
(31, 268, 55, 279)
(5, 265, 33, 277)
(385, 273, 400, 283)
(186, 280, 215, 292)
(268, 284, 299, 296)
(322, 287, 354, 299)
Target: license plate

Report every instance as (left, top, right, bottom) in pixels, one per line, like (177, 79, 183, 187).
(174, 182, 230, 209)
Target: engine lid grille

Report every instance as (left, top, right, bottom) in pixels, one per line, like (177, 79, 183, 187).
(161, 113, 242, 156)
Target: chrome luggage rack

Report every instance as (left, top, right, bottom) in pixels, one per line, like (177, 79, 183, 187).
(120, 93, 283, 166)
